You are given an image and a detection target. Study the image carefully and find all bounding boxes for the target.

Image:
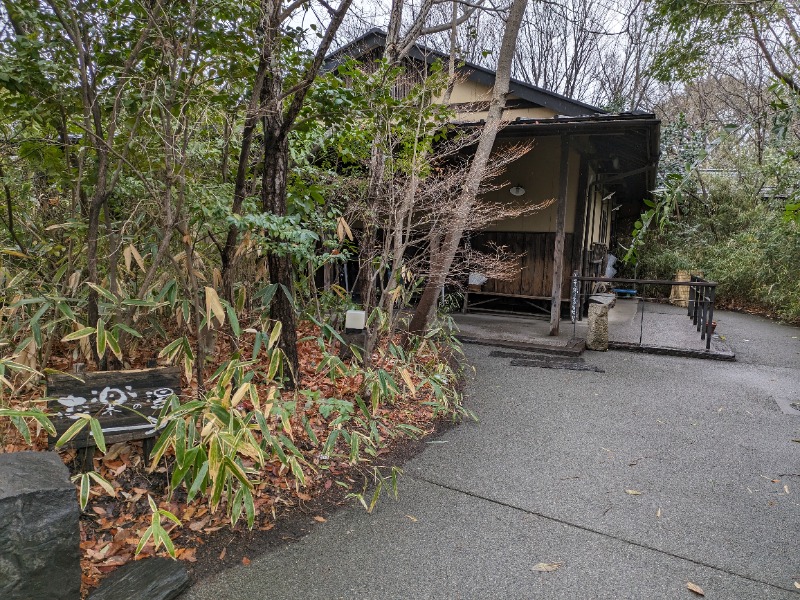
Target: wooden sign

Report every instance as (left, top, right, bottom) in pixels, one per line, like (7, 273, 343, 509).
(47, 367, 181, 450)
(570, 271, 579, 323)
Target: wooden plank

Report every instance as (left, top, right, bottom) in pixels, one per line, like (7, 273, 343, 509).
(466, 291, 570, 301)
(480, 232, 498, 294)
(540, 233, 549, 297)
(47, 367, 182, 449)
(475, 230, 580, 301)
(543, 233, 554, 296)
(527, 234, 544, 296)
(493, 232, 508, 294)
(550, 136, 570, 335)
(510, 232, 524, 295)
(520, 233, 535, 298)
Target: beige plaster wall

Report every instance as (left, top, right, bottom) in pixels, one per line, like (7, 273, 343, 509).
(453, 106, 557, 121)
(447, 79, 493, 103)
(441, 79, 557, 120)
(481, 138, 582, 234)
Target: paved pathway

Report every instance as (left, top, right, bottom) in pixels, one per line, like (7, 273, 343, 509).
(184, 310, 800, 599)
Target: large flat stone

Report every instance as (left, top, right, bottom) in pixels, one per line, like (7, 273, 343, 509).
(0, 451, 80, 600)
(89, 557, 189, 600)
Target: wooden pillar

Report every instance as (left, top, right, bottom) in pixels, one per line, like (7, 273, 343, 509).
(549, 136, 570, 336)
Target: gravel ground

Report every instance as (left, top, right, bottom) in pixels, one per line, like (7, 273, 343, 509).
(183, 310, 800, 600)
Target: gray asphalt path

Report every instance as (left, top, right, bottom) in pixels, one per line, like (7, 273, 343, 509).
(184, 310, 800, 599)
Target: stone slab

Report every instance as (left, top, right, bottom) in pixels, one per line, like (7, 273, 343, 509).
(0, 451, 80, 600)
(89, 557, 189, 600)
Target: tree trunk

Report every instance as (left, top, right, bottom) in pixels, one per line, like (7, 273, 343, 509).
(220, 87, 266, 302)
(86, 151, 108, 366)
(261, 128, 300, 387)
(407, 0, 528, 335)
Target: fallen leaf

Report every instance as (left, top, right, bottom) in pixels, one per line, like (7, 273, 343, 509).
(625, 489, 642, 495)
(296, 492, 312, 501)
(241, 557, 251, 566)
(92, 507, 107, 516)
(219, 547, 226, 561)
(177, 547, 197, 562)
(188, 517, 210, 532)
(405, 515, 418, 522)
(532, 562, 563, 572)
(687, 582, 704, 596)
(102, 443, 130, 463)
(313, 516, 326, 523)
(99, 555, 128, 567)
(784, 485, 790, 494)
(794, 582, 800, 589)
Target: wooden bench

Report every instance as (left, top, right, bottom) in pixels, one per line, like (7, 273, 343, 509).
(462, 290, 569, 315)
(47, 367, 181, 468)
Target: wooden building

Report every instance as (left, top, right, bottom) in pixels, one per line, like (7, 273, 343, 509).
(326, 30, 661, 333)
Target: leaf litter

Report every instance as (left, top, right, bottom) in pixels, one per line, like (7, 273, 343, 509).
(0, 322, 449, 597)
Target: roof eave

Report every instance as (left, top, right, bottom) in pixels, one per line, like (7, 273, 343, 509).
(325, 29, 606, 117)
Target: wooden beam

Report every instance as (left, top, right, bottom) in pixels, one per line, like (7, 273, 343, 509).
(550, 136, 570, 336)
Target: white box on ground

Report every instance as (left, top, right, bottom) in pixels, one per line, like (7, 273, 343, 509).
(345, 310, 366, 331)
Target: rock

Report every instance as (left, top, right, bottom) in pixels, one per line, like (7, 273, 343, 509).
(338, 331, 367, 361)
(586, 303, 609, 351)
(89, 557, 189, 600)
(0, 451, 81, 600)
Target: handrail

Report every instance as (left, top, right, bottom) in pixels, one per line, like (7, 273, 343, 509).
(688, 275, 716, 349)
(570, 273, 718, 350)
(575, 276, 717, 287)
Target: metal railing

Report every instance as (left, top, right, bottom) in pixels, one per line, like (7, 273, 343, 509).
(688, 275, 717, 348)
(570, 274, 718, 350)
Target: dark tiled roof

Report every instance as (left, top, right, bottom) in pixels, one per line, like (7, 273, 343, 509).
(325, 28, 605, 117)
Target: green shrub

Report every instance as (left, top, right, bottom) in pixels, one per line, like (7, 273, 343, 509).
(635, 174, 800, 321)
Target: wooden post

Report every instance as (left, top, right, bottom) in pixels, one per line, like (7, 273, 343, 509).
(549, 136, 570, 336)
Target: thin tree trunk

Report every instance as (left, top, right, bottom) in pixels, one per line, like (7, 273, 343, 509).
(0, 161, 25, 253)
(103, 199, 119, 298)
(220, 65, 269, 302)
(408, 0, 528, 335)
(86, 165, 107, 365)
